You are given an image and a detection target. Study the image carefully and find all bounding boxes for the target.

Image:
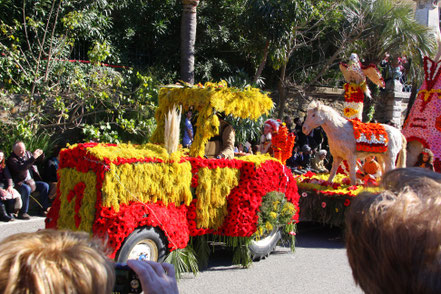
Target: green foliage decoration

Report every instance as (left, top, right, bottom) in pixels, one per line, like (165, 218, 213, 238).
(254, 191, 297, 251)
(164, 246, 199, 280)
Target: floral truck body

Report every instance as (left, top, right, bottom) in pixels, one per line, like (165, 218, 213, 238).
(46, 142, 300, 260)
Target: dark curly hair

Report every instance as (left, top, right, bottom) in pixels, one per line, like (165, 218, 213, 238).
(415, 148, 434, 166)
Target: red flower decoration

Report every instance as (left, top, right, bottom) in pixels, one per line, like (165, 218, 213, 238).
(49, 143, 300, 259)
(343, 199, 351, 207)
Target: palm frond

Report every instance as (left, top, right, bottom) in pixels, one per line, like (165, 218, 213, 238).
(232, 242, 252, 268)
(164, 247, 199, 280)
(192, 235, 211, 270)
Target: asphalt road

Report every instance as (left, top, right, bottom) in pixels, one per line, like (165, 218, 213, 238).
(0, 216, 46, 242)
(178, 223, 363, 294)
(0, 219, 362, 294)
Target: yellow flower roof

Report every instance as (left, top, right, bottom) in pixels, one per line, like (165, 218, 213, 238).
(156, 81, 273, 120)
(150, 81, 274, 157)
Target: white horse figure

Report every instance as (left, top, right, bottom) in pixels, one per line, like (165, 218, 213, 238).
(302, 101, 406, 184)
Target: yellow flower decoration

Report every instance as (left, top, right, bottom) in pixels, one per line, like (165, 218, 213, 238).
(297, 173, 381, 196)
(196, 167, 240, 229)
(102, 161, 193, 211)
(344, 107, 358, 118)
(57, 168, 97, 232)
(150, 81, 274, 157)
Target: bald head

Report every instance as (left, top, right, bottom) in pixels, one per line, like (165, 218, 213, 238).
(13, 142, 26, 158)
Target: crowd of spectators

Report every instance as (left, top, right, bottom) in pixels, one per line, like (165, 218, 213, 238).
(283, 116, 330, 175)
(0, 141, 59, 222)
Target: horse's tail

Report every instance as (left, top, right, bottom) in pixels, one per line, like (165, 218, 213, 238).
(396, 133, 407, 168)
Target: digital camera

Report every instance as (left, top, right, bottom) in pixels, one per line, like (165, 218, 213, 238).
(112, 263, 142, 294)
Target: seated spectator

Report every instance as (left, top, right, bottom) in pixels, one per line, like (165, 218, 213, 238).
(311, 150, 329, 174)
(287, 146, 306, 175)
(234, 142, 252, 157)
(0, 150, 22, 222)
(298, 145, 313, 171)
(346, 168, 441, 293)
(0, 229, 179, 294)
(42, 145, 62, 200)
(6, 141, 50, 219)
(414, 148, 434, 171)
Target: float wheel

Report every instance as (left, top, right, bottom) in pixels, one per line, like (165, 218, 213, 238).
(116, 226, 168, 262)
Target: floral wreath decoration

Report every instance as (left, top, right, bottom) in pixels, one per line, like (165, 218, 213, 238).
(46, 143, 300, 259)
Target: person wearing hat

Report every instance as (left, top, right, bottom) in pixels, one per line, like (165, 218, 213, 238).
(259, 119, 279, 155)
(311, 149, 329, 174)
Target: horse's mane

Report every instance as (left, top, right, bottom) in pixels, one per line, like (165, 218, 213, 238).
(307, 101, 346, 127)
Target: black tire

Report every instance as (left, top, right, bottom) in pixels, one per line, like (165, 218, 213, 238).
(248, 227, 282, 261)
(116, 226, 168, 263)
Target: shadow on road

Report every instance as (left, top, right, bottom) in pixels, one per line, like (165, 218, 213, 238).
(295, 221, 345, 249)
(190, 221, 345, 274)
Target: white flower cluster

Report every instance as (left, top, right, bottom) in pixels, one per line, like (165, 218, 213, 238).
(356, 133, 388, 146)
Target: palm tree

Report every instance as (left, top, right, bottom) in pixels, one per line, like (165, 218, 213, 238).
(346, 0, 434, 83)
(180, 0, 200, 84)
(308, 0, 435, 88)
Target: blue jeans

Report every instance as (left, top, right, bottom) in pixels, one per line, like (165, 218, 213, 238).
(18, 181, 50, 213)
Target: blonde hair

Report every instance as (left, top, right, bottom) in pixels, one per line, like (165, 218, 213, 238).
(346, 170, 441, 293)
(0, 230, 115, 294)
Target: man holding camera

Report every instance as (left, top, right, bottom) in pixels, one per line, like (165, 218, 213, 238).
(6, 141, 50, 219)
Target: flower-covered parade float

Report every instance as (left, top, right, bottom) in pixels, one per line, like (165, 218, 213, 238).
(402, 56, 441, 172)
(46, 81, 300, 274)
(295, 172, 380, 227)
(298, 100, 406, 226)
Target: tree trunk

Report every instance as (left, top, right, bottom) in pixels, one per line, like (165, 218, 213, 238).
(180, 0, 199, 85)
(277, 63, 287, 118)
(252, 40, 270, 84)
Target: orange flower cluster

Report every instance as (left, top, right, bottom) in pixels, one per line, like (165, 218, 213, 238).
(344, 83, 365, 103)
(350, 119, 388, 153)
(271, 124, 295, 164)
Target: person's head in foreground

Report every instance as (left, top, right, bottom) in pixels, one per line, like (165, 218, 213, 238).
(0, 229, 179, 294)
(345, 167, 441, 294)
(0, 229, 114, 294)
